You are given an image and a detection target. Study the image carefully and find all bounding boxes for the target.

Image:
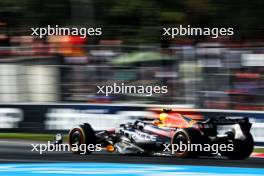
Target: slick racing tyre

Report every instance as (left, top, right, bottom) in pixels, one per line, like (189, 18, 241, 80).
(223, 133, 254, 160)
(171, 128, 202, 158)
(68, 123, 97, 154)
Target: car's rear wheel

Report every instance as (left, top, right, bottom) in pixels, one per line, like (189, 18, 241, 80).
(223, 133, 254, 160)
(171, 128, 202, 158)
(68, 123, 96, 154)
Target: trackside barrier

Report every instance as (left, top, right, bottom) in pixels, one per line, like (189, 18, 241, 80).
(0, 103, 263, 145)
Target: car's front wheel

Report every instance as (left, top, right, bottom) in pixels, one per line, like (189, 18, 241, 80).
(68, 123, 97, 154)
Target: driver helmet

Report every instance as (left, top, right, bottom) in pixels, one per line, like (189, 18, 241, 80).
(162, 108, 172, 113)
(159, 108, 172, 123)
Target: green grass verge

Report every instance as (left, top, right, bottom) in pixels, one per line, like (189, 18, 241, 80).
(0, 133, 68, 141)
(253, 147, 264, 153)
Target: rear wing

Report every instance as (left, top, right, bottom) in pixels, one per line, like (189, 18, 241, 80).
(202, 116, 250, 124)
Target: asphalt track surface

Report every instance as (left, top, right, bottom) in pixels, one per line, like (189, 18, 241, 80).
(0, 140, 263, 168)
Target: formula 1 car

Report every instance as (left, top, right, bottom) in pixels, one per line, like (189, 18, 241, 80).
(62, 110, 254, 159)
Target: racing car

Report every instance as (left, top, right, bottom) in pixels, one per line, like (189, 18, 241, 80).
(62, 108, 254, 159)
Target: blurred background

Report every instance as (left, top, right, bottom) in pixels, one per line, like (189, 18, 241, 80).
(0, 0, 263, 110)
(0, 0, 263, 150)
